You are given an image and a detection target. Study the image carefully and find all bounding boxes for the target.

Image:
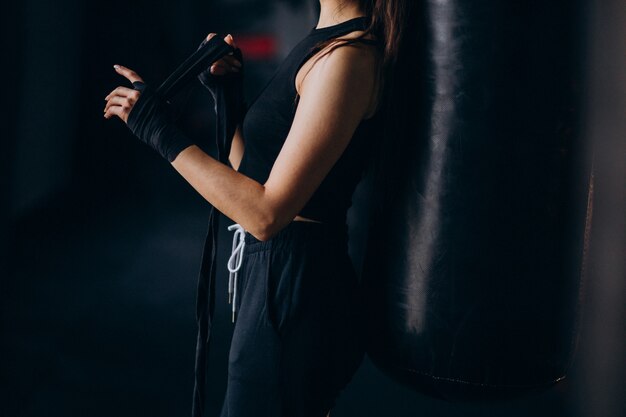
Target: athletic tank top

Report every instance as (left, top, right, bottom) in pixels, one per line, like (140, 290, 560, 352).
(238, 16, 382, 225)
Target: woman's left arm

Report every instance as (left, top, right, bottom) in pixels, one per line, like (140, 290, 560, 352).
(105, 44, 377, 241)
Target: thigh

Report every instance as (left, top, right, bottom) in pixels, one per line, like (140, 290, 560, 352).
(221, 248, 282, 417)
(221, 238, 366, 417)
(274, 244, 366, 417)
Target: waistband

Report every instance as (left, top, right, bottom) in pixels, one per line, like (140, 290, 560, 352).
(226, 219, 349, 323)
(243, 219, 349, 253)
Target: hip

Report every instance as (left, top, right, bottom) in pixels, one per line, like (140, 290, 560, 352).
(233, 220, 360, 333)
(243, 219, 350, 258)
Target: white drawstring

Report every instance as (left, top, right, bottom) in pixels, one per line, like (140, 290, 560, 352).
(227, 223, 246, 323)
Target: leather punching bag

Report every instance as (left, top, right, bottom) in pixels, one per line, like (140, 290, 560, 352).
(354, 0, 591, 400)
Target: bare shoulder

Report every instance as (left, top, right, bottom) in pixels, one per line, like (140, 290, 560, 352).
(297, 30, 380, 86)
(296, 30, 382, 118)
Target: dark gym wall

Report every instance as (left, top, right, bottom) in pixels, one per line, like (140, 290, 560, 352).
(0, 1, 23, 392)
(11, 0, 82, 215)
(6, 0, 313, 223)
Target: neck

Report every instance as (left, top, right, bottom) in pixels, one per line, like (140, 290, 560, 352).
(316, 0, 364, 29)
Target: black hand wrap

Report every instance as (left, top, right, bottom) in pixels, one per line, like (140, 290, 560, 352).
(124, 34, 245, 164)
(126, 81, 194, 163)
(196, 39, 248, 164)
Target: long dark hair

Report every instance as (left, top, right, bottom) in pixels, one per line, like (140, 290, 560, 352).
(301, 0, 417, 210)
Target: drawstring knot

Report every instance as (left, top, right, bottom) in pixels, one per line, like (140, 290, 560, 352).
(227, 223, 246, 323)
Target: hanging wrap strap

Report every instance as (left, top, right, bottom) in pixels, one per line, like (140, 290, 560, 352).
(149, 33, 246, 417)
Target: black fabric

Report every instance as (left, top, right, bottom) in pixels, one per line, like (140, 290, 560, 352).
(238, 16, 382, 225)
(197, 40, 248, 132)
(219, 220, 365, 417)
(157, 34, 238, 101)
(188, 41, 246, 417)
(126, 81, 195, 162)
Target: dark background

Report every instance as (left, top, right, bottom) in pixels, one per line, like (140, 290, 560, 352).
(2, 1, 624, 416)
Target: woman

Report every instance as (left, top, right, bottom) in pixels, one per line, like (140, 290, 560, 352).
(103, 0, 407, 416)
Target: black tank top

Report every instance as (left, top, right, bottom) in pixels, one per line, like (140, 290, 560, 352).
(238, 16, 382, 225)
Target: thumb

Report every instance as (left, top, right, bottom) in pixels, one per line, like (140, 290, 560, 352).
(113, 65, 144, 84)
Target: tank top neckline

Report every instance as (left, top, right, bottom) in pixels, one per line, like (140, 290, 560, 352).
(309, 15, 367, 34)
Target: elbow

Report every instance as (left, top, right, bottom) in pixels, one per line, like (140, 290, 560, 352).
(249, 221, 276, 242)
(248, 206, 293, 242)
(251, 229, 273, 242)
(247, 211, 279, 242)
(246, 190, 291, 242)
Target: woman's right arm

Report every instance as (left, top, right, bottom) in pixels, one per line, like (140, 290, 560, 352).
(229, 123, 245, 170)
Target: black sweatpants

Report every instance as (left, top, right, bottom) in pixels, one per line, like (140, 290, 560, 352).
(220, 220, 366, 417)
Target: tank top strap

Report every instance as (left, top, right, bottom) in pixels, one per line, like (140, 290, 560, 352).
(293, 16, 378, 96)
(308, 15, 369, 35)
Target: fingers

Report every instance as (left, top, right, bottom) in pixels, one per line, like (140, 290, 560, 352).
(204, 32, 236, 49)
(103, 104, 128, 122)
(202, 32, 241, 74)
(113, 64, 144, 84)
(223, 54, 242, 68)
(104, 86, 140, 101)
(210, 59, 241, 75)
(223, 34, 241, 68)
(225, 33, 237, 49)
(211, 58, 241, 75)
(104, 94, 137, 114)
(209, 62, 228, 75)
(103, 85, 140, 123)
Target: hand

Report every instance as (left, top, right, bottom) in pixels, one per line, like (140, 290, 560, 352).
(103, 65, 193, 162)
(103, 65, 146, 124)
(201, 33, 241, 75)
(196, 32, 247, 135)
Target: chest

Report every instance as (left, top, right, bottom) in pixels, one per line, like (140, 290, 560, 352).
(241, 39, 321, 141)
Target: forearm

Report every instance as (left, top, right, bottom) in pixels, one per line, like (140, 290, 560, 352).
(171, 144, 276, 240)
(120, 83, 275, 238)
